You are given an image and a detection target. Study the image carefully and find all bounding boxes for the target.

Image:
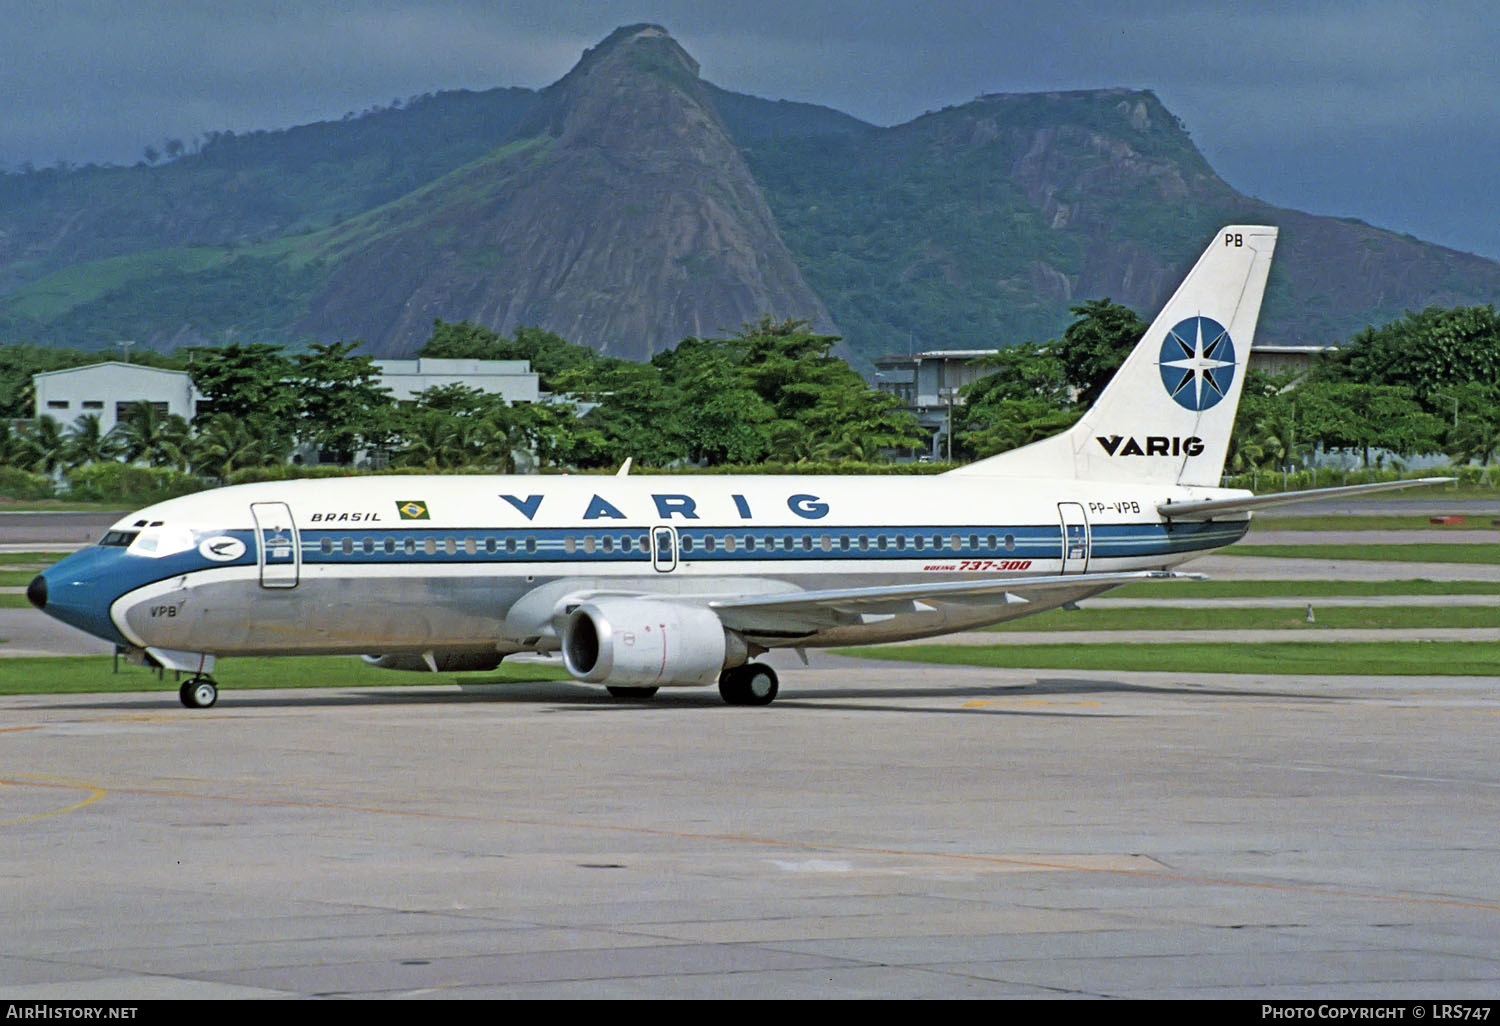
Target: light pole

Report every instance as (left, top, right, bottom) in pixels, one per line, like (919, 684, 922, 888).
(941, 386, 958, 462)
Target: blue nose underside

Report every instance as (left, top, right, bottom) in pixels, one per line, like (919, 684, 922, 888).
(32, 548, 135, 647)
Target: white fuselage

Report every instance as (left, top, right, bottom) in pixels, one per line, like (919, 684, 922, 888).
(44, 473, 1247, 667)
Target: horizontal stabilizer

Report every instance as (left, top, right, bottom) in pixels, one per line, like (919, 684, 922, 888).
(1157, 478, 1455, 520)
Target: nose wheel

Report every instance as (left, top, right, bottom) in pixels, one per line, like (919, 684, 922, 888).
(179, 677, 219, 709)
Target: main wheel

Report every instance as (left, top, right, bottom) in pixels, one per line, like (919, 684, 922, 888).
(179, 677, 218, 709)
(605, 686, 659, 700)
(719, 663, 778, 706)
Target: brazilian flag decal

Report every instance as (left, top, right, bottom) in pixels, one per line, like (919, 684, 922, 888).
(396, 500, 430, 521)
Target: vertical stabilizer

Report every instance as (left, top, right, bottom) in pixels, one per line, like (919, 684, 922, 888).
(951, 226, 1277, 485)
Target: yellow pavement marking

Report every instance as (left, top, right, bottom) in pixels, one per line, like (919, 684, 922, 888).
(1, 774, 107, 825)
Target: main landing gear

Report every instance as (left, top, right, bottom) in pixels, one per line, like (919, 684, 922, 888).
(719, 662, 778, 706)
(179, 677, 219, 709)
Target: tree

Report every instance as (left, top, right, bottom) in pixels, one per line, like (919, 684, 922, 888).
(1052, 299, 1147, 408)
(186, 343, 297, 424)
(291, 341, 393, 464)
(723, 317, 923, 461)
(652, 339, 772, 465)
(1337, 306, 1500, 404)
(15, 416, 68, 475)
(1441, 382, 1500, 465)
(63, 413, 127, 468)
(191, 414, 292, 482)
(1295, 380, 1443, 467)
(113, 403, 192, 469)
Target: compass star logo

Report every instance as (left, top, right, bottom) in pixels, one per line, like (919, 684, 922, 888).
(1158, 316, 1236, 411)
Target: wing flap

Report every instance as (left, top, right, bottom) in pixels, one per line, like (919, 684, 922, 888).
(708, 570, 1199, 633)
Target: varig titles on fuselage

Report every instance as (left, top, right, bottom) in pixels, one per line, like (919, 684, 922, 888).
(499, 491, 832, 522)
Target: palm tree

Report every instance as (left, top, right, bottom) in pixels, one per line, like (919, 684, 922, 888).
(391, 410, 468, 470)
(191, 414, 288, 482)
(112, 403, 192, 469)
(16, 416, 68, 475)
(64, 413, 127, 468)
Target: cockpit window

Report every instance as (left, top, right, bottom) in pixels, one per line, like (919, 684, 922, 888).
(100, 530, 139, 547)
(126, 524, 196, 558)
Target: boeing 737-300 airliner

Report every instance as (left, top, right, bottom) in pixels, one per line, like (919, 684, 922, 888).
(27, 226, 1444, 707)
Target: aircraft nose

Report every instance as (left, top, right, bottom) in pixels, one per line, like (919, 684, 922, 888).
(31, 549, 133, 647)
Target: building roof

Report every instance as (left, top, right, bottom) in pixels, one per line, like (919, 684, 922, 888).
(32, 361, 195, 381)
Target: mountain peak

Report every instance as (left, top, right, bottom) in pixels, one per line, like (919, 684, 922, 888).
(518, 24, 706, 142)
(294, 24, 836, 359)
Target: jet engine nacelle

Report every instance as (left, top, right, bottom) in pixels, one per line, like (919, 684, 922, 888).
(561, 598, 743, 687)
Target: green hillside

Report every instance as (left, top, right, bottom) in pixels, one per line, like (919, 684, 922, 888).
(2, 28, 1498, 363)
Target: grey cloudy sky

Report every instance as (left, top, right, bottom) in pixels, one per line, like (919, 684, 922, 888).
(5, 0, 1498, 260)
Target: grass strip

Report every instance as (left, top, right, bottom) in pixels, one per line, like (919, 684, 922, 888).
(838, 641, 1500, 676)
(0, 553, 70, 566)
(1103, 579, 1500, 599)
(1227, 543, 1500, 564)
(0, 655, 571, 696)
(1252, 514, 1500, 532)
(982, 605, 1499, 632)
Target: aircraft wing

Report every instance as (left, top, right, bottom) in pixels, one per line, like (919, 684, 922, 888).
(1157, 478, 1455, 520)
(705, 570, 1200, 634)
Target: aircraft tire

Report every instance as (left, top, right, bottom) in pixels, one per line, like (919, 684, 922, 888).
(179, 678, 218, 709)
(719, 663, 778, 706)
(605, 686, 659, 700)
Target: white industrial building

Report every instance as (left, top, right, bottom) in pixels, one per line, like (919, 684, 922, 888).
(32, 362, 201, 433)
(33, 357, 541, 431)
(372, 357, 541, 404)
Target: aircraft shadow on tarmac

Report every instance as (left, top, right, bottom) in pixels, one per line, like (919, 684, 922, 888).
(25, 674, 1326, 716)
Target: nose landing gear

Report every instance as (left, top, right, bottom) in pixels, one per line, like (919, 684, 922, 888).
(179, 677, 218, 709)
